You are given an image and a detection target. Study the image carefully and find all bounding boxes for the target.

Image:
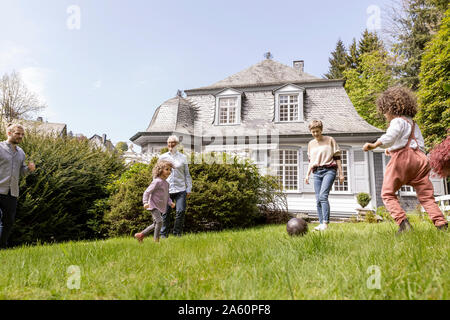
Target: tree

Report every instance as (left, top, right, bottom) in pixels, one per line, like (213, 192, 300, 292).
(344, 51, 395, 129)
(346, 38, 359, 70)
(358, 30, 386, 59)
(383, 0, 448, 90)
(324, 39, 348, 79)
(416, 8, 450, 149)
(0, 71, 46, 122)
(115, 141, 129, 153)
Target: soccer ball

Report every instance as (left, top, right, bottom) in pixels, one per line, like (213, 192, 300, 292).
(286, 218, 308, 236)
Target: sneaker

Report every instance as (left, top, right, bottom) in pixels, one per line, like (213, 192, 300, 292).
(314, 224, 323, 231)
(134, 233, 144, 243)
(436, 223, 448, 231)
(396, 219, 413, 235)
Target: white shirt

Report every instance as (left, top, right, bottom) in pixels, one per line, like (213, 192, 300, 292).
(159, 151, 192, 194)
(377, 117, 425, 152)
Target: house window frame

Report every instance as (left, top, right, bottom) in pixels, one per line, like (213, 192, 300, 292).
(273, 148, 300, 193)
(274, 84, 305, 123)
(330, 148, 351, 194)
(214, 88, 242, 126)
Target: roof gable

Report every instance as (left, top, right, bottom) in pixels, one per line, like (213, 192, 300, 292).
(191, 59, 320, 91)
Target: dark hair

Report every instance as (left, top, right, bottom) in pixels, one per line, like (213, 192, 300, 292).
(376, 86, 417, 117)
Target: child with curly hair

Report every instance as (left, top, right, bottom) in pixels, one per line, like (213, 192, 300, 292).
(134, 160, 176, 243)
(363, 86, 448, 233)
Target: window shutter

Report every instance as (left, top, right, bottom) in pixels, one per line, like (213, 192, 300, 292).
(430, 170, 445, 196)
(352, 149, 370, 193)
(302, 150, 314, 192)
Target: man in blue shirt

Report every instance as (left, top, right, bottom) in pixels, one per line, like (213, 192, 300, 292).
(159, 135, 192, 237)
(0, 124, 35, 249)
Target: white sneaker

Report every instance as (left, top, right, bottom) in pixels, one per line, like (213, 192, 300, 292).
(314, 224, 323, 231)
(315, 223, 328, 231)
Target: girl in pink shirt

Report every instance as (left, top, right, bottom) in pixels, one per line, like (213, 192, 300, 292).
(363, 86, 448, 233)
(135, 160, 175, 243)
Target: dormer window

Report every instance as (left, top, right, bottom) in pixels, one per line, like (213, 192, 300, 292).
(274, 84, 304, 122)
(219, 97, 237, 124)
(214, 88, 242, 125)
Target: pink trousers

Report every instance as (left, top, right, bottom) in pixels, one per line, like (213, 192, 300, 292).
(382, 147, 447, 227)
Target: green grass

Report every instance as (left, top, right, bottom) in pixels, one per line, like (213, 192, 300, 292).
(0, 220, 448, 300)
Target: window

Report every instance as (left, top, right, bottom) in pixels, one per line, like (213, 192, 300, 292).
(400, 185, 415, 194)
(214, 88, 242, 125)
(219, 97, 237, 124)
(274, 84, 304, 122)
(279, 95, 298, 122)
(332, 150, 348, 192)
(275, 150, 298, 191)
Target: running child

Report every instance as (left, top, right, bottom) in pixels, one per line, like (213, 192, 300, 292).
(363, 86, 448, 233)
(135, 160, 176, 242)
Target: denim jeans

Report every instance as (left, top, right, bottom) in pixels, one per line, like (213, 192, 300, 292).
(0, 193, 18, 249)
(313, 168, 336, 224)
(160, 191, 187, 237)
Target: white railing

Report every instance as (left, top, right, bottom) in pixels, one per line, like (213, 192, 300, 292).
(421, 194, 450, 213)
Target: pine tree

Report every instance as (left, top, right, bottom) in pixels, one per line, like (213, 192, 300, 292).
(387, 0, 448, 90)
(358, 30, 385, 58)
(346, 38, 359, 70)
(324, 39, 348, 79)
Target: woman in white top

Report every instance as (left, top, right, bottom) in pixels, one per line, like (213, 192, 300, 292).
(304, 120, 345, 231)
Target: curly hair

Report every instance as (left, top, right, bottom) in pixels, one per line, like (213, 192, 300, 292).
(152, 160, 174, 178)
(376, 86, 417, 117)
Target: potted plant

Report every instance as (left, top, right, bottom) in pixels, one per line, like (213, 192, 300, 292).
(356, 192, 375, 221)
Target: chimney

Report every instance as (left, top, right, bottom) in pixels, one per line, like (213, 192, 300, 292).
(102, 134, 107, 144)
(37, 117, 43, 122)
(293, 60, 304, 74)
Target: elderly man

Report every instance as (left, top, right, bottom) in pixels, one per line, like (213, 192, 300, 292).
(159, 135, 192, 237)
(0, 124, 35, 248)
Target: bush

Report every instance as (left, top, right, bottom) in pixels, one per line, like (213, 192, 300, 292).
(104, 152, 288, 236)
(356, 192, 371, 208)
(376, 206, 393, 222)
(184, 153, 287, 232)
(1, 129, 126, 246)
(103, 159, 157, 237)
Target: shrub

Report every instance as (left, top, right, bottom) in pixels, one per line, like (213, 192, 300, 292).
(103, 159, 157, 237)
(376, 206, 393, 222)
(356, 192, 371, 208)
(104, 152, 287, 236)
(0, 129, 126, 246)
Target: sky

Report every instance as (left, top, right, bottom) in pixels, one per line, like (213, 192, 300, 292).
(0, 0, 393, 150)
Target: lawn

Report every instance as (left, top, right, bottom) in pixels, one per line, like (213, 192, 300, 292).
(0, 219, 448, 300)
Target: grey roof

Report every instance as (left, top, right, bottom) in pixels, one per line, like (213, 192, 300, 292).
(3, 119, 67, 137)
(190, 59, 320, 91)
(146, 96, 194, 135)
(191, 86, 383, 138)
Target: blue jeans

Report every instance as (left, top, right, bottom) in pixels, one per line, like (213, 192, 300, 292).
(313, 168, 336, 224)
(160, 191, 187, 237)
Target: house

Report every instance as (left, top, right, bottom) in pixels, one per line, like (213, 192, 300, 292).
(2, 117, 67, 137)
(89, 133, 115, 152)
(130, 58, 446, 218)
